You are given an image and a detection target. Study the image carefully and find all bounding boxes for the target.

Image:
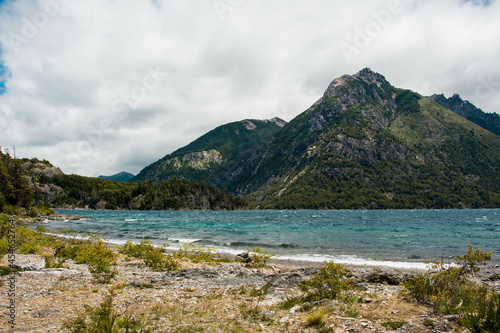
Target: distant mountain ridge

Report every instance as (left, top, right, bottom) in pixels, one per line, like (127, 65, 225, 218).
(428, 93, 500, 136)
(98, 171, 135, 182)
(135, 68, 500, 209)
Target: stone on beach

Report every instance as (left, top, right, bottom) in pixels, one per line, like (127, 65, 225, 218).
(235, 252, 252, 263)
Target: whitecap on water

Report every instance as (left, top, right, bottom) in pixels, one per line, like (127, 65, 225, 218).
(168, 238, 201, 243)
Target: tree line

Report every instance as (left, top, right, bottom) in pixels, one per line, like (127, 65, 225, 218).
(0, 150, 248, 213)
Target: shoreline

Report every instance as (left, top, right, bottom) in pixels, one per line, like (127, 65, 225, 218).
(3, 214, 500, 332)
(41, 209, 500, 271)
(62, 232, 433, 272)
(37, 217, 466, 273)
(4, 249, 499, 332)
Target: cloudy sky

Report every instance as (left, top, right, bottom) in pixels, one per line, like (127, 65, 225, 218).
(0, 0, 499, 177)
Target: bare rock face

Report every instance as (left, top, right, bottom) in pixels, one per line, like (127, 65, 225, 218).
(38, 183, 65, 201)
(268, 117, 287, 127)
(22, 161, 64, 178)
(242, 120, 257, 131)
(167, 149, 223, 171)
(20, 160, 66, 202)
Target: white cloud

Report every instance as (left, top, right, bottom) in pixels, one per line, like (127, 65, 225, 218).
(0, 0, 499, 176)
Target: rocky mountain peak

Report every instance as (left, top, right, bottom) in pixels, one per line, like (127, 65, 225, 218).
(354, 67, 388, 86)
(323, 68, 390, 101)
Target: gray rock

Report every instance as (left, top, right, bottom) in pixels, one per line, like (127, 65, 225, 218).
(14, 256, 45, 271)
(235, 252, 252, 263)
(358, 297, 373, 303)
(329, 300, 340, 307)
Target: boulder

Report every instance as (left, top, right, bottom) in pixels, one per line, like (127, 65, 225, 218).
(235, 252, 252, 263)
(13, 255, 46, 271)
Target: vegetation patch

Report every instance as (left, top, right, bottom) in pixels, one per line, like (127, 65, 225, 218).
(118, 239, 180, 272)
(299, 261, 352, 301)
(404, 244, 499, 332)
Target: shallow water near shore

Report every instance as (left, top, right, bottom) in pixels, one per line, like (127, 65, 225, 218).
(49, 209, 500, 268)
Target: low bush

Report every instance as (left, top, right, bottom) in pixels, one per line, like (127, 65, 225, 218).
(299, 261, 352, 302)
(404, 245, 491, 314)
(57, 238, 117, 283)
(339, 296, 359, 318)
(303, 308, 329, 328)
(63, 288, 147, 333)
(246, 247, 275, 268)
(461, 292, 500, 333)
(0, 237, 8, 257)
(176, 242, 231, 264)
(118, 239, 179, 272)
(382, 321, 405, 330)
(404, 245, 499, 332)
(277, 261, 352, 314)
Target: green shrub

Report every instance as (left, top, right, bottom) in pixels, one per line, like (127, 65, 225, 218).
(19, 242, 40, 254)
(404, 245, 492, 314)
(118, 239, 165, 258)
(0, 265, 12, 276)
(57, 239, 117, 283)
(118, 239, 179, 272)
(176, 242, 230, 264)
(0, 215, 12, 238)
(0, 237, 8, 257)
(144, 248, 179, 272)
(299, 261, 351, 301)
(44, 255, 65, 269)
(340, 294, 360, 318)
(276, 295, 305, 310)
(461, 292, 500, 333)
(246, 247, 275, 268)
(382, 321, 405, 330)
(404, 244, 499, 332)
(456, 244, 492, 275)
(63, 289, 146, 333)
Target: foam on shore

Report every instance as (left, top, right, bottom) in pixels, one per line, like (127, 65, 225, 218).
(44, 233, 431, 271)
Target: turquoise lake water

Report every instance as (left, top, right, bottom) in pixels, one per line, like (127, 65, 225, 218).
(50, 209, 500, 268)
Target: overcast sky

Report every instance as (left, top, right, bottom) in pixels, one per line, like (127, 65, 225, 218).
(0, 0, 499, 177)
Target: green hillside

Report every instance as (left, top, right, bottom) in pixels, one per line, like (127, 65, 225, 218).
(133, 117, 286, 193)
(136, 68, 500, 209)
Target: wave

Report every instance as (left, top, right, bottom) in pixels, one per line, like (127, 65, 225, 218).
(168, 238, 202, 244)
(277, 254, 430, 270)
(200, 240, 302, 250)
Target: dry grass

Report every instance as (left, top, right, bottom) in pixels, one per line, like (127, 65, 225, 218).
(1, 250, 468, 333)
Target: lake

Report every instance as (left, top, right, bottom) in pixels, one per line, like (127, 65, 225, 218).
(49, 209, 500, 269)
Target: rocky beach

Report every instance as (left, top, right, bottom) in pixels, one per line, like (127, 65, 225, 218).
(2, 244, 499, 333)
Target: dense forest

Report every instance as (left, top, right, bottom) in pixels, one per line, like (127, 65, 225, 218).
(45, 175, 248, 211)
(0, 150, 248, 213)
(0, 150, 37, 212)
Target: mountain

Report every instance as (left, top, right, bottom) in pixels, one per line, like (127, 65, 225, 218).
(98, 171, 135, 182)
(428, 93, 500, 136)
(133, 117, 286, 191)
(135, 68, 500, 209)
